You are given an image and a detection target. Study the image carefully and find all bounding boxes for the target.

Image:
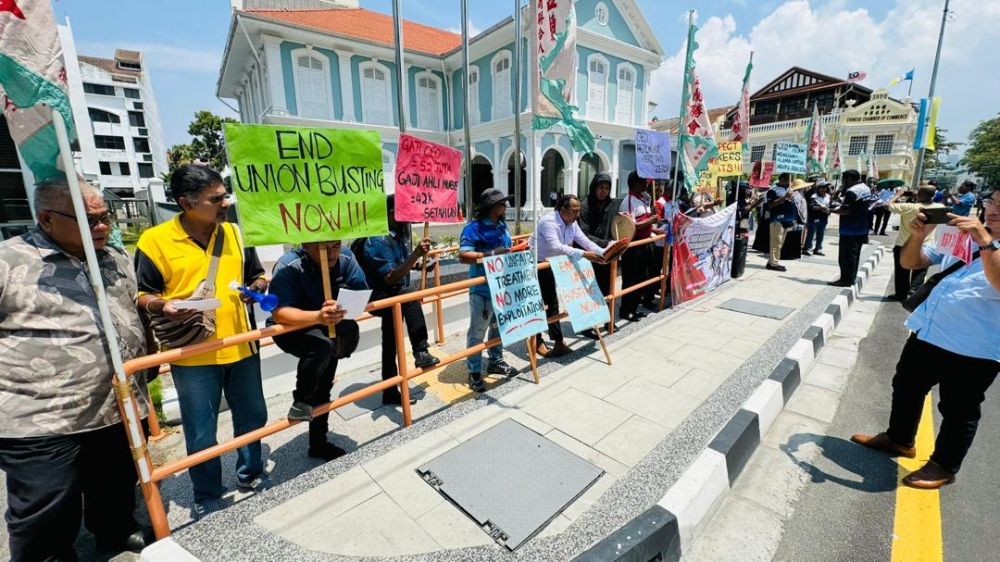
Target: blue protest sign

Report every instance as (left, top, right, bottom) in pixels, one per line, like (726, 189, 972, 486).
(483, 251, 547, 346)
(547, 255, 610, 332)
(774, 142, 806, 174)
(635, 129, 673, 179)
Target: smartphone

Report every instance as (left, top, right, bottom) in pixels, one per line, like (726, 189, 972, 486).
(922, 207, 950, 224)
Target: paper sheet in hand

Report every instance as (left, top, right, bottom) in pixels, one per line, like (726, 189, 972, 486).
(336, 289, 373, 319)
(172, 298, 222, 312)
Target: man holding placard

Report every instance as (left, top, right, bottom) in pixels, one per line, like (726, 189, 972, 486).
(268, 241, 368, 461)
(459, 189, 520, 392)
(358, 194, 441, 406)
(529, 194, 606, 358)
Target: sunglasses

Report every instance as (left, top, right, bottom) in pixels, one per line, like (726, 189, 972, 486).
(47, 209, 114, 229)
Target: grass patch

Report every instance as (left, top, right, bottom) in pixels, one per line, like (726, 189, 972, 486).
(148, 377, 168, 426)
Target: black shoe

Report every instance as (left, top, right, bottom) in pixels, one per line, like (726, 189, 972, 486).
(308, 441, 347, 461)
(622, 310, 648, 321)
(766, 263, 787, 272)
(802, 249, 812, 256)
(287, 401, 313, 421)
(382, 391, 418, 406)
(468, 372, 486, 392)
(580, 329, 599, 340)
(827, 280, 852, 287)
(413, 350, 441, 369)
(641, 301, 660, 312)
(95, 528, 153, 553)
(487, 360, 518, 377)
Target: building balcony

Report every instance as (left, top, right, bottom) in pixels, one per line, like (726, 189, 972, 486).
(98, 175, 136, 189)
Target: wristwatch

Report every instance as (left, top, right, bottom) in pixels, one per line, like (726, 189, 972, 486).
(979, 239, 1000, 252)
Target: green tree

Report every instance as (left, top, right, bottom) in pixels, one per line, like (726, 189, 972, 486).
(186, 110, 238, 171)
(921, 128, 959, 176)
(960, 114, 1000, 186)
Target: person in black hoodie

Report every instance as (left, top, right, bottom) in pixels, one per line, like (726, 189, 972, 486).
(577, 172, 619, 339)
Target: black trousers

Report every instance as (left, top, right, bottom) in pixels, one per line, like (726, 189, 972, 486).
(593, 262, 613, 298)
(273, 327, 338, 447)
(0, 423, 142, 562)
(837, 234, 867, 284)
(886, 336, 999, 473)
(892, 245, 929, 299)
(620, 244, 656, 316)
(873, 208, 891, 234)
(534, 267, 564, 344)
(371, 286, 430, 397)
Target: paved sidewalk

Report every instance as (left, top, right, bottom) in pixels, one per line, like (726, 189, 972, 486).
(142, 234, 878, 561)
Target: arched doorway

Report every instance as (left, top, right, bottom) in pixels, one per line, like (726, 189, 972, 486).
(541, 149, 566, 206)
(506, 152, 527, 209)
(471, 155, 493, 206)
(578, 152, 605, 195)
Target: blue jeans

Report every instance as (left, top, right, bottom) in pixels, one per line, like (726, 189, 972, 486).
(466, 292, 503, 374)
(804, 220, 827, 251)
(171, 354, 267, 503)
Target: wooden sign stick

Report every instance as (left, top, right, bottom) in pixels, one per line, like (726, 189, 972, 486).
(595, 326, 612, 366)
(420, 221, 430, 291)
(526, 338, 540, 384)
(319, 249, 337, 338)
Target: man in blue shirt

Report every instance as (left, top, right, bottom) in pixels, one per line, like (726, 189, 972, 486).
(359, 195, 441, 406)
(828, 170, 872, 287)
(764, 173, 799, 272)
(946, 181, 978, 217)
(459, 188, 519, 392)
(267, 241, 368, 461)
(852, 185, 1000, 489)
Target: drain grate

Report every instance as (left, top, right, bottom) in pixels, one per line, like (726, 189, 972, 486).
(719, 298, 795, 320)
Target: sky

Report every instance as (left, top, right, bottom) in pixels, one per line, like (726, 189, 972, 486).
(55, 0, 1000, 158)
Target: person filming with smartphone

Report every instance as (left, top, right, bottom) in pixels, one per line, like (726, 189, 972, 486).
(851, 185, 1000, 490)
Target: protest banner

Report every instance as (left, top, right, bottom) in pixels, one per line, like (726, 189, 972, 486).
(774, 142, 807, 175)
(635, 129, 673, 179)
(394, 133, 462, 223)
(483, 251, 547, 346)
(750, 160, 775, 188)
(546, 255, 610, 332)
(709, 141, 743, 177)
(671, 205, 738, 306)
(224, 123, 388, 246)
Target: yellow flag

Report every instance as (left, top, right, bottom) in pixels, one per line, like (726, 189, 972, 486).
(926, 97, 941, 150)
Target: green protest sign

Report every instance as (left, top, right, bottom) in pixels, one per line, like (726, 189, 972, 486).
(223, 123, 389, 246)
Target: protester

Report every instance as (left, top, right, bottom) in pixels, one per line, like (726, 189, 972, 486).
(946, 181, 978, 217)
(690, 189, 717, 217)
(357, 195, 441, 405)
(886, 185, 944, 301)
(529, 194, 606, 357)
(0, 178, 151, 560)
(135, 164, 269, 516)
(828, 169, 872, 287)
(852, 185, 1000, 489)
(872, 188, 893, 236)
(652, 182, 679, 285)
(459, 188, 520, 392)
(619, 171, 659, 320)
(764, 173, 800, 272)
(268, 240, 367, 461)
(578, 172, 619, 299)
(802, 181, 832, 256)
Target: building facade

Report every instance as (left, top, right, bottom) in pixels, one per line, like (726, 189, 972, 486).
(217, 0, 664, 216)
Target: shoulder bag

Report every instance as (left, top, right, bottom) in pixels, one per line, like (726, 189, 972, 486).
(902, 251, 980, 313)
(148, 225, 225, 348)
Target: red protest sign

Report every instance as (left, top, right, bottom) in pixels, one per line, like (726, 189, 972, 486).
(394, 133, 462, 223)
(750, 160, 775, 188)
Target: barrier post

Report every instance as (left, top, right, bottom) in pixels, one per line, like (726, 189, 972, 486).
(607, 258, 618, 334)
(393, 303, 412, 427)
(146, 406, 164, 441)
(433, 258, 445, 345)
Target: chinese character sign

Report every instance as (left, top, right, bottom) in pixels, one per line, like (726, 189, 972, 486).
(546, 255, 610, 332)
(483, 251, 547, 346)
(224, 124, 388, 246)
(634, 129, 672, 179)
(394, 133, 462, 223)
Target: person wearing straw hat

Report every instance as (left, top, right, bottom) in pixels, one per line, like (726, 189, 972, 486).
(764, 173, 811, 271)
(0, 177, 153, 559)
(828, 169, 873, 287)
(459, 188, 520, 392)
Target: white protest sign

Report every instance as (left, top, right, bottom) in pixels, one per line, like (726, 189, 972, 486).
(635, 129, 672, 179)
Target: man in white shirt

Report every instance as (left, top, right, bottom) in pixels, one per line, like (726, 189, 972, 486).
(619, 171, 659, 320)
(529, 194, 606, 357)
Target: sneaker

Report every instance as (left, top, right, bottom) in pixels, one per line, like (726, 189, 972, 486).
(192, 498, 226, 521)
(486, 360, 518, 377)
(413, 350, 441, 369)
(287, 401, 313, 421)
(802, 249, 812, 256)
(814, 250, 825, 256)
(237, 473, 272, 494)
(621, 311, 647, 322)
(468, 372, 486, 392)
(308, 441, 347, 461)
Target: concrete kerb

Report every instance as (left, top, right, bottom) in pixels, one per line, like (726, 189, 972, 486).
(630, 245, 887, 559)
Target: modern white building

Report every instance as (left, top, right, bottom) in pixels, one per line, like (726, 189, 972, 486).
(0, 20, 168, 239)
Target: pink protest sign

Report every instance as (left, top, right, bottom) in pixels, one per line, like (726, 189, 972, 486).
(750, 160, 775, 188)
(394, 133, 462, 223)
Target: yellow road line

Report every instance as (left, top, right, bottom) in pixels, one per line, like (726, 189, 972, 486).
(891, 396, 943, 562)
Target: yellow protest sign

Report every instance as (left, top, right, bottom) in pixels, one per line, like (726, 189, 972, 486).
(709, 141, 743, 177)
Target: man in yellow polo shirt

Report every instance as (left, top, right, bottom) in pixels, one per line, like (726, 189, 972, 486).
(886, 185, 944, 301)
(135, 165, 269, 518)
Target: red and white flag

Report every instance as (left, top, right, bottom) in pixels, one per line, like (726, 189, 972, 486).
(846, 70, 867, 83)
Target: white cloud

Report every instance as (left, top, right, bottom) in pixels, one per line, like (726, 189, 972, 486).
(647, 0, 1000, 147)
(446, 19, 482, 38)
(75, 41, 222, 74)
